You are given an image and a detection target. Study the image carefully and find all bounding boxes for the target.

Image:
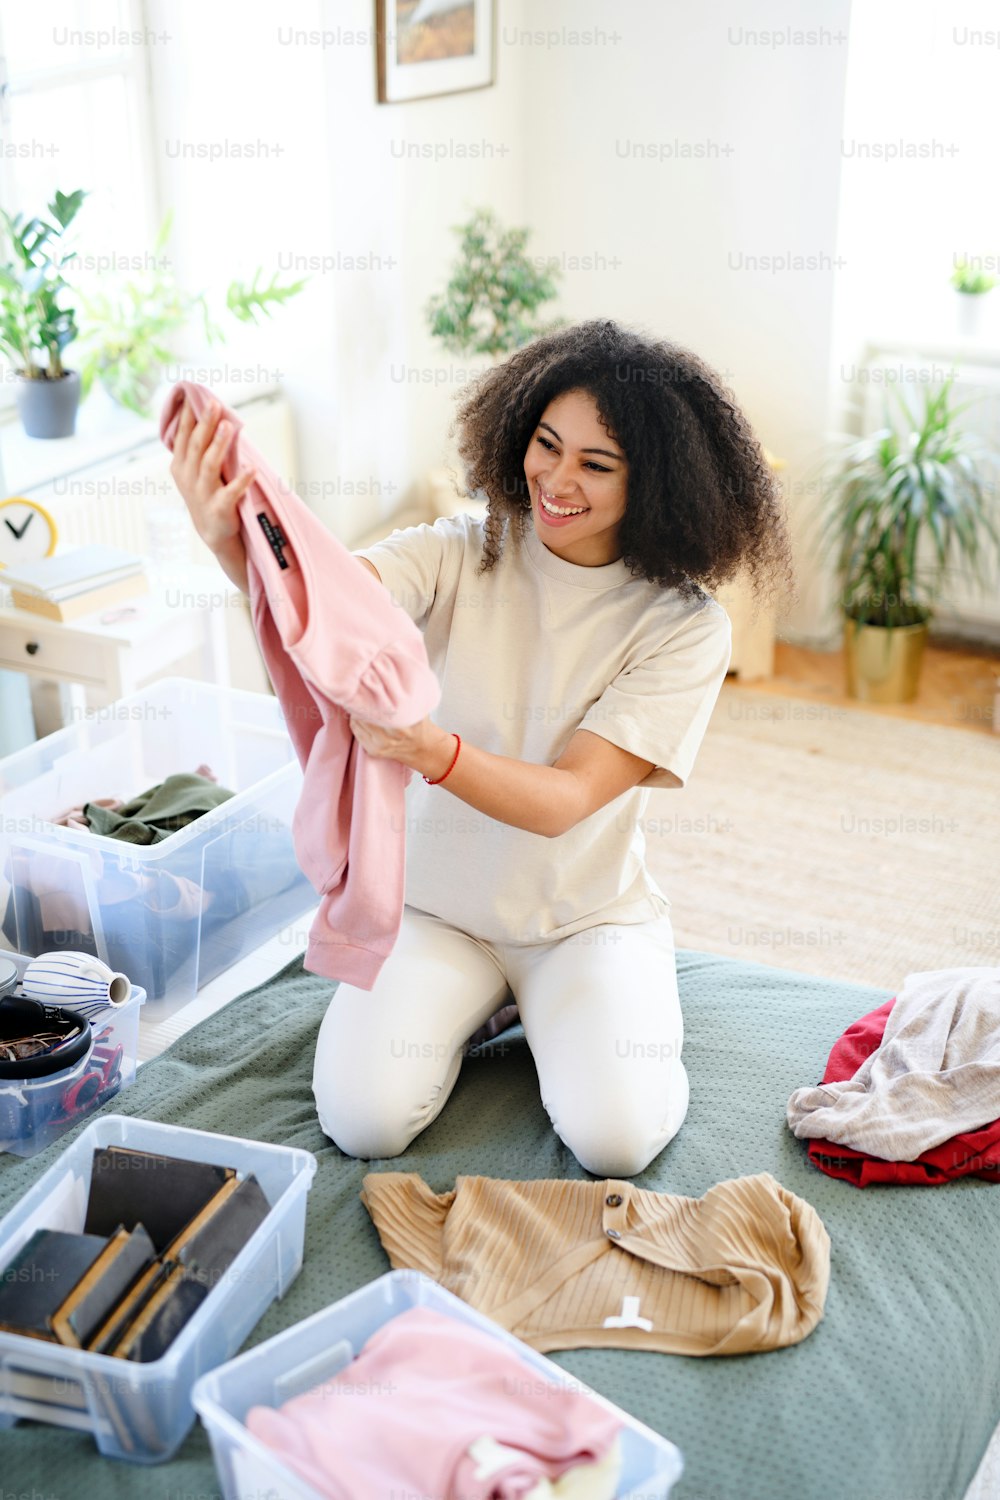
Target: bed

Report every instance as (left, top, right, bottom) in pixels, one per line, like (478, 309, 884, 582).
(1, 946, 998, 1500)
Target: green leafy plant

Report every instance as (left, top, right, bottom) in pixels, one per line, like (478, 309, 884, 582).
(76, 212, 203, 415)
(227, 269, 308, 325)
(76, 210, 309, 416)
(425, 207, 564, 357)
(823, 380, 1000, 629)
(0, 188, 88, 379)
(951, 260, 997, 295)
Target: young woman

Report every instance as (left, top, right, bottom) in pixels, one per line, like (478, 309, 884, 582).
(171, 319, 790, 1177)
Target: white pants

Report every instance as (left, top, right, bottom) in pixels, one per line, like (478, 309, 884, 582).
(312, 904, 688, 1177)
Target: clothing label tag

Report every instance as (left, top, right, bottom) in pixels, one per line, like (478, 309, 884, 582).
(257, 511, 290, 570)
(467, 1435, 617, 1498)
(468, 1435, 534, 1480)
(602, 1295, 653, 1332)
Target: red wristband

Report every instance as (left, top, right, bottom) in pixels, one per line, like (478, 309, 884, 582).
(424, 733, 461, 786)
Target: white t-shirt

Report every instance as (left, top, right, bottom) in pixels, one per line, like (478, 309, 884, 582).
(355, 512, 732, 945)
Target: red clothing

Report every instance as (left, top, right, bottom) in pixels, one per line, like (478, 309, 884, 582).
(807, 999, 1000, 1186)
(161, 383, 440, 989)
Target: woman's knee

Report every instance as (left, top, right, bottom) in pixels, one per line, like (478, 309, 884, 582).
(313, 1087, 414, 1161)
(549, 1060, 690, 1178)
(312, 1004, 463, 1161)
(311, 1055, 446, 1161)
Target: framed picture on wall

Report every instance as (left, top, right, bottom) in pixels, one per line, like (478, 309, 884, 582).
(376, 0, 496, 103)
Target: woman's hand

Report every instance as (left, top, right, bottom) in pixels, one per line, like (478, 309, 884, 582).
(349, 715, 455, 780)
(169, 397, 256, 592)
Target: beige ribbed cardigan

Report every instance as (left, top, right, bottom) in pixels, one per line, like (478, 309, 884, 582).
(360, 1172, 830, 1356)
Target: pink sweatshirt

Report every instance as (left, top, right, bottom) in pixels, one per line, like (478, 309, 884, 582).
(245, 1306, 623, 1499)
(160, 382, 440, 988)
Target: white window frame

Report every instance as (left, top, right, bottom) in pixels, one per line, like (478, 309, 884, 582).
(0, 0, 163, 415)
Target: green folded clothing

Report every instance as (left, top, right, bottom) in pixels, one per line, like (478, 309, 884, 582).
(83, 773, 234, 845)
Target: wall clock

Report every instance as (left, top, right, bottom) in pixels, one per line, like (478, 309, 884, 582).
(0, 498, 59, 568)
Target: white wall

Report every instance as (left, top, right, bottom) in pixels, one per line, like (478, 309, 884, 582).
(145, 0, 528, 542)
(825, 0, 1000, 645)
(833, 0, 1000, 379)
(511, 0, 852, 643)
(145, 0, 856, 637)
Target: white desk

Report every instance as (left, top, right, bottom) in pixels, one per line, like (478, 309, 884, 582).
(0, 564, 235, 725)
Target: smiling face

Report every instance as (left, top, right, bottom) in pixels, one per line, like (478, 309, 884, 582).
(523, 388, 629, 566)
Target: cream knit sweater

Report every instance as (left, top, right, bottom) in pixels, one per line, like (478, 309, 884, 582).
(787, 966, 1000, 1160)
(360, 1172, 830, 1356)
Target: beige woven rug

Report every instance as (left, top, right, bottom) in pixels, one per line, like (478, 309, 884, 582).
(648, 683, 1000, 991)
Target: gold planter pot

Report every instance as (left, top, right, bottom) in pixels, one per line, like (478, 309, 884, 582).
(844, 618, 929, 704)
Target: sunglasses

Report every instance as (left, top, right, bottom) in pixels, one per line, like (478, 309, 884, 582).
(0, 1028, 85, 1063)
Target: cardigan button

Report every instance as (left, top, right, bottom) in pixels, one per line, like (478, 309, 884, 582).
(606, 1228, 622, 1240)
(605, 1193, 623, 1208)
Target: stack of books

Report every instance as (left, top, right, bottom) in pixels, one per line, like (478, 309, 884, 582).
(3, 544, 148, 622)
(0, 1145, 271, 1363)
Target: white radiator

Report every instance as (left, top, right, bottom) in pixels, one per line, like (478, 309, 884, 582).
(859, 345, 1000, 641)
(6, 391, 296, 714)
(21, 391, 297, 568)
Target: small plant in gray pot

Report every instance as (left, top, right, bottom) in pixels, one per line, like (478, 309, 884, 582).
(0, 188, 88, 439)
(823, 379, 1000, 703)
(951, 258, 997, 340)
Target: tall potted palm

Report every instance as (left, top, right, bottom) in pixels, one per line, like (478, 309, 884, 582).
(0, 189, 88, 438)
(824, 380, 1000, 703)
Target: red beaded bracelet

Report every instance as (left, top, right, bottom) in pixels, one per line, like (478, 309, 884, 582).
(424, 733, 461, 786)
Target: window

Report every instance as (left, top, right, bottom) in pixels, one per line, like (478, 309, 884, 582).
(0, 0, 161, 407)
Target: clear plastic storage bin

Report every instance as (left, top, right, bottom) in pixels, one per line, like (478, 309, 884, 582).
(0, 677, 315, 1011)
(0, 1114, 317, 1462)
(0, 950, 145, 1158)
(192, 1270, 685, 1500)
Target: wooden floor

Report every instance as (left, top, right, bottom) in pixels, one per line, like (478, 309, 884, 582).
(739, 639, 1000, 735)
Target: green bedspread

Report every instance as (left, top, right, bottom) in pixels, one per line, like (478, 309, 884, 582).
(1, 949, 997, 1500)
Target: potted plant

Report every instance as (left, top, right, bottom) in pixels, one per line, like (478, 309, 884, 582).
(951, 259, 996, 339)
(0, 188, 88, 438)
(76, 211, 309, 418)
(824, 380, 1000, 703)
(425, 207, 564, 359)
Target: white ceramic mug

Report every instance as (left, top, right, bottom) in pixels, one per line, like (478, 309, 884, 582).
(21, 950, 132, 1018)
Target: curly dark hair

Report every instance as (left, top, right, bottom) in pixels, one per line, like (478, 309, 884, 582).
(450, 318, 793, 603)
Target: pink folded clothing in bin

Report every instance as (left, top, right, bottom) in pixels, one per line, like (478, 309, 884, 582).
(246, 1305, 623, 1499)
(161, 383, 441, 990)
